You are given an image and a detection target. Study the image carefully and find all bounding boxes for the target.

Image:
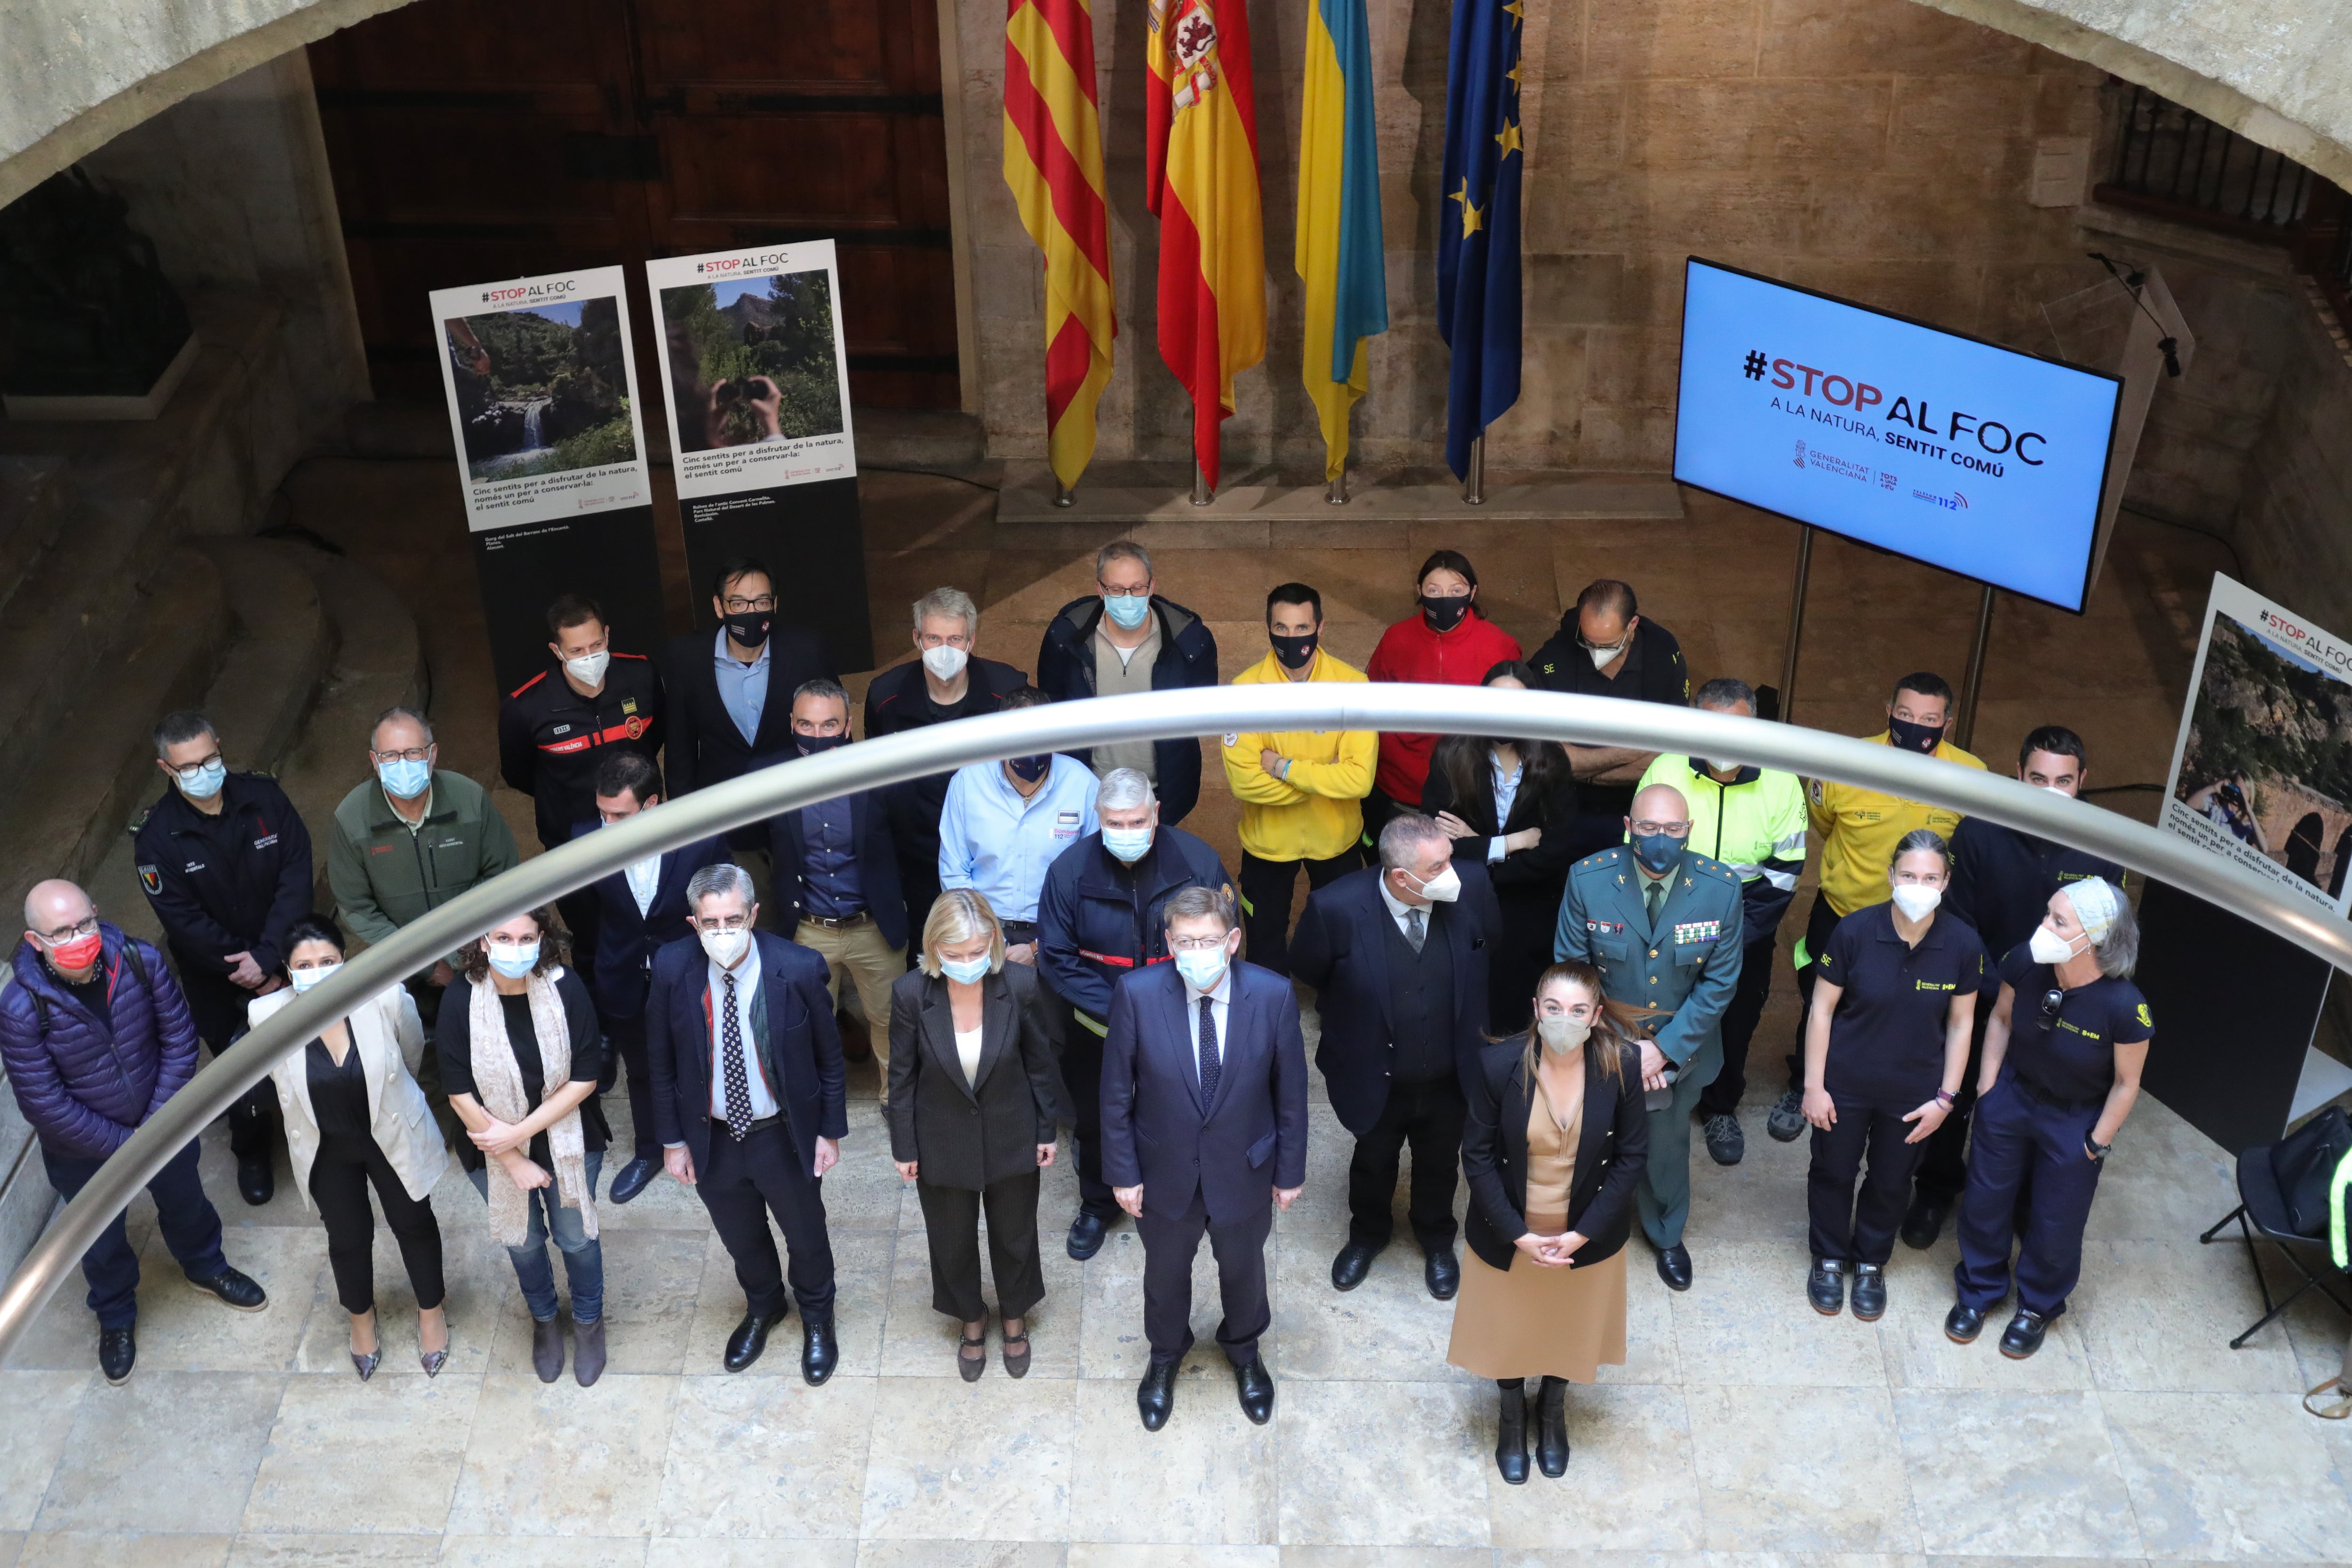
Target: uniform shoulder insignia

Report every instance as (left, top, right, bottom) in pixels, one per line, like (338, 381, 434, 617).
(1572, 848, 1620, 874)
(1687, 852, 1740, 883)
(127, 807, 152, 836)
(246, 768, 278, 781)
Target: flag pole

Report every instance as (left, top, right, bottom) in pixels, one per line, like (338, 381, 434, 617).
(1327, 463, 1348, 504)
(1055, 479, 1075, 508)
(1463, 435, 1486, 505)
(1192, 462, 1213, 505)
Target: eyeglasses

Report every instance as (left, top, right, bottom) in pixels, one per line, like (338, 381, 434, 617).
(722, 595, 777, 614)
(372, 747, 432, 764)
(1097, 584, 1151, 598)
(39, 916, 100, 944)
(167, 752, 224, 781)
(695, 915, 753, 932)
(1168, 935, 1229, 952)
(1629, 821, 1692, 837)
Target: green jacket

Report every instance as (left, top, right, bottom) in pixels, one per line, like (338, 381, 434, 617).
(1553, 844, 1745, 1070)
(327, 771, 521, 952)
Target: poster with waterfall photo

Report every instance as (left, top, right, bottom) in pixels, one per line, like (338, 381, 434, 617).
(429, 265, 652, 531)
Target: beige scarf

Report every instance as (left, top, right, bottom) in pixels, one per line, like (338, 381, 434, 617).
(469, 971, 598, 1247)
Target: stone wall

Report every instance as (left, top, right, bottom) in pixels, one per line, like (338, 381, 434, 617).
(2236, 297, 2352, 637)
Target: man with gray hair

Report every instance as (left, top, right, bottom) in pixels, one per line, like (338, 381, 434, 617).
(864, 586, 1029, 946)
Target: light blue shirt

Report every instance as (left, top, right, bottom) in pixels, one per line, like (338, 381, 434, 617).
(712, 628, 771, 747)
(705, 951, 780, 1122)
(937, 756, 1100, 924)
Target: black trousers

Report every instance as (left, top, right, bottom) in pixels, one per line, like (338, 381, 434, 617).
(1806, 1090, 1929, 1266)
(916, 1169, 1045, 1321)
(599, 1014, 662, 1163)
(697, 1118, 836, 1322)
(1784, 893, 1843, 1096)
(1347, 1074, 1468, 1251)
(899, 852, 942, 972)
(1238, 846, 1363, 976)
(1912, 1006, 1994, 1207)
(307, 1130, 445, 1315)
(1060, 1022, 1119, 1221)
(1138, 1189, 1272, 1366)
(555, 886, 601, 980)
(1699, 932, 1780, 1117)
(1359, 787, 1407, 850)
(180, 968, 281, 1161)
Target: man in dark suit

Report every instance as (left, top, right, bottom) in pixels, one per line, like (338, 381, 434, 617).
(1291, 812, 1502, 1300)
(1101, 885, 1309, 1431)
(661, 557, 834, 808)
(646, 862, 848, 1383)
(574, 750, 727, 1204)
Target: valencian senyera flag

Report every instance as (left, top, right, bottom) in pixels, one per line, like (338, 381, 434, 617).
(1437, 0, 1524, 479)
(1003, 0, 1116, 490)
(1147, 0, 1267, 490)
(1296, 0, 1388, 482)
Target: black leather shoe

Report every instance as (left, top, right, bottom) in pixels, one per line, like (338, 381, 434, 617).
(607, 1156, 658, 1205)
(802, 1318, 839, 1385)
(1850, 1263, 1887, 1321)
(1999, 1308, 2049, 1360)
(1494, 1383, 1530, 1485)
(1137, 1358, 1178, 1431)
(724, 1309, 787, 1373)
(187, 1266, 268, 1312)
(1067, 1210, 1111, 1261)
(1654, 1243, 1693, 1292)
(1534, 1376, 1571, 1477)
(1807, 1257, 1846, 1315)
(1233, 1356, 1275, 1425)
(1330, 1240, 1380, 1291)
(236, 1156, 273, 1207)
(99, 1325, 135, 1385)
(1901, 1197, 1947, 1250)
(1424, 1248, 1460, 1301)
(1944, 1301, 1986, 1344)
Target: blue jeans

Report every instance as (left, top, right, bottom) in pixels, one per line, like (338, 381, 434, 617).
(44, 1136, 228, 1329)
(470, 1150, 604, 1324)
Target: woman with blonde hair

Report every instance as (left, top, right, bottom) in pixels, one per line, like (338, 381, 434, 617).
(887, 888, 1062, 1378)
(1450, 960, 1648, 1483)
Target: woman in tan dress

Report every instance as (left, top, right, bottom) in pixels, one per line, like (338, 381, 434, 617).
(1449, 959, 1649, 1483)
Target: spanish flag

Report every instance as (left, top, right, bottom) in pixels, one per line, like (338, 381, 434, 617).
(1296, 0, 1387, 482)
(1003, 0, 1115, 490)
(1146, 0, 1266, 490)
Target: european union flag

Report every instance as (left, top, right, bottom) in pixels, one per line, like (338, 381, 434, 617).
(1436, 0, 1523, 480)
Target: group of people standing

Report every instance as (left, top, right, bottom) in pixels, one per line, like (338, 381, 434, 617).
(1, 541, 2163, 1482)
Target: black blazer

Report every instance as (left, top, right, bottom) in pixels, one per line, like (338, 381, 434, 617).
(765, 782, 907, 950)
(885, 963, 1060, 1190)
(1420, 740, 1582, 899)
(1461, 1034, 1649, 1273)
(660, 623, 834, 797)
(575, 826, 729, 1020)
(644, 929, 848, 1176)
(1287, 861, 1504, 1136)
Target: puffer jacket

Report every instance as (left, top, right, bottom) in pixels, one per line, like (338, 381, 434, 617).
(0, 925, 199, 1160)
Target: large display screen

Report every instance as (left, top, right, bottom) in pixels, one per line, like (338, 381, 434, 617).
(1673, 258, 2122, 613)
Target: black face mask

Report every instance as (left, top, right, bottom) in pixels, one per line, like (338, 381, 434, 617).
(723, 610, 773, 649)
(795, 732, 848, 756)
(1419, 594, 1471, 633)
(1008, 754, 1051, 783)
(1887, 715, 1945, 755)
(1270, 631, 1318, 670)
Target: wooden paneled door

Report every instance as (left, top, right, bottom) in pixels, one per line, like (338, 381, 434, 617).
(312, 0, 960, 408)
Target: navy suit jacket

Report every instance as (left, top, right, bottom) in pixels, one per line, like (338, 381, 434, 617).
(1099, 959, 1309, 1225)
(644, 929, 848, 1176)
(1288, 860, 1503, 1135)
(572, 823, 729, 1020)
(765, 783, 907, 951)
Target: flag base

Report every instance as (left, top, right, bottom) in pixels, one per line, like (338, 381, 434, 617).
(1462, 436, 1486, 505)
(1326, 469, 1348, 504)
(1192, 461, 1214, 507)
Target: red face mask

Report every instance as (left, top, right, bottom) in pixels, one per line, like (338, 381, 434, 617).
(45, 931, 102, 971)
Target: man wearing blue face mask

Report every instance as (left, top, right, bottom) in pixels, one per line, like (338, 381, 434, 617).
(1038, 768, 1233, 1259)
(937, 688, 1101, 966)
(132, 709, 315, 1205)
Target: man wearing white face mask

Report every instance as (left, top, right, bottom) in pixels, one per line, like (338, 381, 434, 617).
(1528, 579, 1692, 865)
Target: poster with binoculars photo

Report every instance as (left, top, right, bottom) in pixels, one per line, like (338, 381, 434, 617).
(429, 264, 667, 692)
(644, 240, 869, 667)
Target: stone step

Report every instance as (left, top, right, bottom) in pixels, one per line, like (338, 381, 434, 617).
(0, 455, 72, 620)
(191, 538, 334, 774)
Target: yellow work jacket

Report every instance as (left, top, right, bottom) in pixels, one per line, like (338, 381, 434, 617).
(1222, 648, 1376, 862)
(1807, 732, 1986, 918)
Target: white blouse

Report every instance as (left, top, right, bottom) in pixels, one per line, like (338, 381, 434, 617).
(954, 1023, 985, 1087)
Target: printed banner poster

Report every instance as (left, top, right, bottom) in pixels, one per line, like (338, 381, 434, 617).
(2160, 573, 2352, 918)
(645, 241, 857, 498)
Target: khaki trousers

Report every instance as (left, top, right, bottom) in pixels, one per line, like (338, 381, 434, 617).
(795, 918, 906, 1097)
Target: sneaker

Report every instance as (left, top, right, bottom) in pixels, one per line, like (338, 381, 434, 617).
(1766, 1089, 1806, 1142)
(1701, 1112, 1745, 1165)
(186, 1266, 268, 1312)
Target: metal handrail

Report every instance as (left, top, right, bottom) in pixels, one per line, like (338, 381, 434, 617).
(3, 681, 2343, 1357)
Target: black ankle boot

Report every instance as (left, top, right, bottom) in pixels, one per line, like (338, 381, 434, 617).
(1535, 1376, 1571, 1476)
(1494, 1380, 1530, 1485)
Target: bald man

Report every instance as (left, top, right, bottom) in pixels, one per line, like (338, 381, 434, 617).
(1552, 783, 1745, 1290)
(0, 880, 267, 1383)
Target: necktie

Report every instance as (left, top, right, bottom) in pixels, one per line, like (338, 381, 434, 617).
(1197, 995, 1221, 1105)
(720, 969, 753, 1141)
(1406, 908, 1426, 953)
(1645, 877, 1665, 929)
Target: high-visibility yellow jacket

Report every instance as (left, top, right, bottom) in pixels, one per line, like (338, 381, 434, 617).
(1222, 648, 1376, 863)
(1807, 732, 1986, 917)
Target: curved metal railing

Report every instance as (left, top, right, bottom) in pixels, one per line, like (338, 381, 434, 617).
(2, 681, 2339, 1356)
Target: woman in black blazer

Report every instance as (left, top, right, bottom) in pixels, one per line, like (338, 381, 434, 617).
(887, 888, 1062, 1379)
(1450, 960, 1649, 1484)
(1422, 661, 1581, 1034)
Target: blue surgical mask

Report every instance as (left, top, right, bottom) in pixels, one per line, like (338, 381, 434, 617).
(178, 759, 228, 800)
(378, 757, 431, 800)
(487, 942, 539, 979)
(1103, 593, 1151, 630)
(939, 954, 992, 985)
(287, 961, 340, 994)
(1175, 947, 1229, 992)
(1103, 826, 1153, 862)
(1632, 831, 1685, 875)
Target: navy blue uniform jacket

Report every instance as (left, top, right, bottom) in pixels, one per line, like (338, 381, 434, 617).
(1033, 595, 1218, 825)
(644, 930, 849, 1177)
(131, 771, 314, 977)
(1038, 826, 1233, 1027)
(765, 781, 907, 951)
(1099, 959, 1309, 1224)
(570, 823, 729, 1019)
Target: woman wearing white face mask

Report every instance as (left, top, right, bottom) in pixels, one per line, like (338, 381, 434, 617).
(1799, 830, 1985, 1321)
(886, 889, 1063, 1378)
(1451, 962, 1648, 1484)
(253, 915, 450, 1379)
(435, 906, 611, 1385)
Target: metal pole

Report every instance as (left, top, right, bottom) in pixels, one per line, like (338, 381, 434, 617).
(1956, 583, 1998, 752)
(1463, 436, 1485, 505)
(1054, 478, 1074, 509)
(1777, 525, 1814, 723)
(1191, 460, 1213, 507)
(9, 683, 2352, 1360)
(1326, 465, 1348, 505)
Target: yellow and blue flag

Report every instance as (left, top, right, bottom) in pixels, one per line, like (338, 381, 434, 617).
(1437, 0, 1524, 479)
(1295, 0, 1387, 482)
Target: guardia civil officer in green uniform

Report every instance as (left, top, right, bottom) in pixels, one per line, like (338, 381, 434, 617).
(1554, 780, 1743, 1290)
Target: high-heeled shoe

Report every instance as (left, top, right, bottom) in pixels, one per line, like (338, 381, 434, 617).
(350, 1345, 381, 1381)
(420, 1311, 450, 1377)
